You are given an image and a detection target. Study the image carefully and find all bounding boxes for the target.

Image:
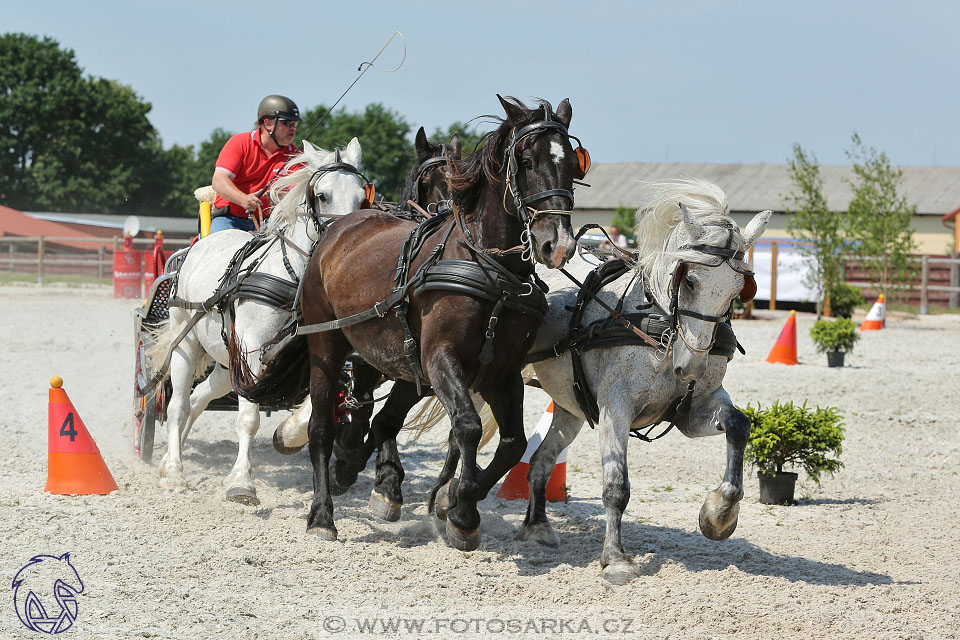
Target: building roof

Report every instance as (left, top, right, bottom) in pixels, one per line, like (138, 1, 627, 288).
(575, 162, 960, 215)
(0, 205, 109, 250)
(26, 212, 198, 235)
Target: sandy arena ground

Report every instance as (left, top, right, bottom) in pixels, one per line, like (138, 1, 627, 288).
(1, 284, 958, 639)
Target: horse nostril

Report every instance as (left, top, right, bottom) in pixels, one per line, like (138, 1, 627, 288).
(542, 241, 554, 258)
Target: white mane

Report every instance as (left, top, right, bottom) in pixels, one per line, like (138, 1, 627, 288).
(632, 178, 750, 307)
(266, 143, 339, 231)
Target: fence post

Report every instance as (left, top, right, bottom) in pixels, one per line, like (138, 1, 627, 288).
(920, 255, 929, 315)
(98, 245, 105, 279)
(769, 242, 778, 311)
(7, 242, 12, 270)
(951, 252, 959, 309)
(37, 236, 45, 285)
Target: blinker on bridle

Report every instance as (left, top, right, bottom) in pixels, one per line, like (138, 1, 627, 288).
(305, 147, 376, 217)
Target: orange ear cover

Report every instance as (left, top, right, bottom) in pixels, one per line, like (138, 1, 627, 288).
(363, 183, 376, 208)
(574, 147, 591, 179)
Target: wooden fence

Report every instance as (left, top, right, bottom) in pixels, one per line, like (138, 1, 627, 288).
(0, 236, 192, 284)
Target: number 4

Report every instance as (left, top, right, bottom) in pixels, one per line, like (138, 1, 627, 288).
(60, 413, 78, 442)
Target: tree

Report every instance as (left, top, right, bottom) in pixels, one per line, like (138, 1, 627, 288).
(610, 205, 637, 244)
(296, 103, 413, 200)
(844, 133, 917, 303)
(785, 143, 850, 316)
(0, 33, 162, 213)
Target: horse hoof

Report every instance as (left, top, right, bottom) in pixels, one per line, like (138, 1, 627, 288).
(306, 525, 338, 541)
(369, 490, 402, 522)
(273, 428, 305, 455)
(158, 474, 185, 490)
(433, 482, 452, 521)
(225, 486, 260, 506)
(445, 520, 480, 551)
(517, 522, 560, 547)
(602, 562, 642, 586)
(328, 462, 359, 497)
(699, 493, 740, 541)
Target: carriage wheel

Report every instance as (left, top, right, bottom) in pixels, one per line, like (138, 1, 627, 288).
(133, 333, 160, 464)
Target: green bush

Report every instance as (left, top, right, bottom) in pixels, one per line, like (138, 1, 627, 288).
(740, 401, 845, 483)
(809, 317, 861, 354)
(829, 283, 863, 318)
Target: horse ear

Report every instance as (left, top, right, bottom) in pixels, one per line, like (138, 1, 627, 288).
(741, 210, 772, 248)
(555, 98, 572, 129)
(680, 202, 705, 239)
(449, 132, 462, 160)
(497, 94, 526, 124)
(415, 127, 429, 156)
(302, 139, 318, 154)
(343, 137, 362, 167)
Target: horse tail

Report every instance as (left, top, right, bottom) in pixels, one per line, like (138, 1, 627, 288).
(229, 324, 310, 406)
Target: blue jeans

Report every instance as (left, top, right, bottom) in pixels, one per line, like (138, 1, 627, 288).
(210, 214, 256, 234)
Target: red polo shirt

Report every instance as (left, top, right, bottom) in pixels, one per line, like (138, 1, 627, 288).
(214, 130, 299, 218)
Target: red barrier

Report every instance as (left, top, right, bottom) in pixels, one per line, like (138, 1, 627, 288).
(143, 231, 167, 295)
(113, 236, 142, 299)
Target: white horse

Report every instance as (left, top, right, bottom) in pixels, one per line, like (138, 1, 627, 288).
(152, 138, 367, 504)
(517, 178, 770, 584)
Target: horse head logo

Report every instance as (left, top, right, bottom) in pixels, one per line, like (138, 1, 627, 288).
(11, 553, 84, 634)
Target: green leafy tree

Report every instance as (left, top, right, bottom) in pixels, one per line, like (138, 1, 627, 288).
(610, 205, 637, 244)
(431, 121, 486, 157)
(296, 103, 412, 200)
(785, 144, 851, 316)
(1, 33, 162, 213)
(844, 133, 917, 303)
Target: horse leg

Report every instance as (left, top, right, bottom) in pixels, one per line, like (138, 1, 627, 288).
(680, 387, 748, 541)
(518, 404, 585, 547)
(330, 359, 381, 494)
(223, 397, 262, 506)
(427, 353, 485, 551)
(428, 430, 460, 519)
(273, 399, 310, 455)
(367, 380, 421, 521)
(596, 402, 643, 585)
(472, 372, 528, 496)
(158, 338, 199, 488)
(180, 365, 232, 445)
(305, 340, 351, 540)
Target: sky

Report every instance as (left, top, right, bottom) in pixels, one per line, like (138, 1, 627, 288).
(6, 0, 959, 167)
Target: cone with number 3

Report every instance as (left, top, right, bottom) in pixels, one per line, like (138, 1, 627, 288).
(45, 377, 118, 495)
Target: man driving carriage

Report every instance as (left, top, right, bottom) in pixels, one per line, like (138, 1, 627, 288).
(209, 94, 303, 233)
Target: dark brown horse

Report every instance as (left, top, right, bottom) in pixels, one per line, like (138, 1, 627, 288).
(238, 96, 585, 550)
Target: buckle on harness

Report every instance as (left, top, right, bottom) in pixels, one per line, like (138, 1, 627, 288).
(375, 301, 389, 318)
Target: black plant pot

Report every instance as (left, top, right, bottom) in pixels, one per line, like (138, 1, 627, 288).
(826, 351, 845, 367)
(758, 471, 798, 505)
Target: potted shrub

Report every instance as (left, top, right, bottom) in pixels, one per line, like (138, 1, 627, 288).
(810, 316, 860, 367)
(828, 283, 863, 318)
(741, 401, 845, 505)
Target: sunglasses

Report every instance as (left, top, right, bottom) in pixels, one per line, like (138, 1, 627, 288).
(275, 119, 298, 128)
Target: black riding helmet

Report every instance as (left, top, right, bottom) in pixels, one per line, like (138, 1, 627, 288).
(257, 94, 303, 123)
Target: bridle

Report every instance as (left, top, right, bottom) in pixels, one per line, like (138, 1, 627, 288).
(502, 106, 591, 261)
(409, 146, 452, 206)
(656, 207, 757, 357)
(303, 148, 376, 226)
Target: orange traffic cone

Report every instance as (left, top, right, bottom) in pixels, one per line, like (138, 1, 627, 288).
(766, 310, 798, 365)
(497, 401, 568, 502)
(45, 377, 118, 495)
(860, 294, 885, 331)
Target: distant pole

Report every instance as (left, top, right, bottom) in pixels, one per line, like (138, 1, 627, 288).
(920, 255, 929, 315)
(37, 236, 45, 285)
(769, 242, 778, 311)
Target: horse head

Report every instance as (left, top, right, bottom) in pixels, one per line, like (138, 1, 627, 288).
(268, 138, 369, 234)
(497, 95, 580, 268)
(403, 127, 460, 206)
(636, 179, 771, 381)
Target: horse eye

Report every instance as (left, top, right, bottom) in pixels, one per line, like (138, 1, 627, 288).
(317, 193, 327, 203)
(522, 158, 534, 170)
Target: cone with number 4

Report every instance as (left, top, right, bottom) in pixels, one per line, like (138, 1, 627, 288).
(45, 377, 118, 495)
(497, 401, 568, 502)
(859, 294, 885, 331)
